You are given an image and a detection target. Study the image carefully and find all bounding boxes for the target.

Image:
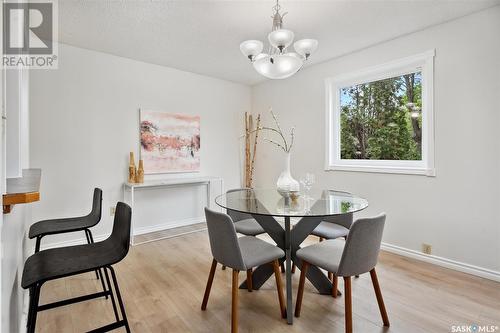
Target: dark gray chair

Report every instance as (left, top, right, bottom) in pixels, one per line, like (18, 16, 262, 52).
(22, 202, 132, 333)
(29, 188, 105, 285)
(201, 208, 286, 333)
(29, 188, 103, 252)
(295, 214, 389, 333)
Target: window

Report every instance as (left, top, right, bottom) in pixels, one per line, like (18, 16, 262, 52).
(325, 50, 435, 176)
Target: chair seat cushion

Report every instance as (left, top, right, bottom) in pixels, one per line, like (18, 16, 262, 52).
(29, 216, 92, 239)
(311, 222, 349, 240)
(21, 240, 121, 289)
(296, 239, 345, 274)
(234, 218, 265, 236)
(238, 236, 284, 269)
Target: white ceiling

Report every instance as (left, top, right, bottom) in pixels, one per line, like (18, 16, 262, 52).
(59, 1, 499, 85)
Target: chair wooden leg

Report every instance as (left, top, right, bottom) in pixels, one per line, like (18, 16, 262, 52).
(294, 261, 309, 317)
(332, 274, 338, 298)
(328, 272, 333, 281)
(232, 269, 239, 333)
(201, 259, 217, 310)
(272, 260, 286, 319)
(291, 263, 296, 274)
(370, 268, 390, 327)
(344, 276, 352, 333)
(246, 269, 253, 292)
(280, 262, 285, 273)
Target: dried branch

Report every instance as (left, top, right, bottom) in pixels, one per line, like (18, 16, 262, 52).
(288, 127, 295, 152)
(249, 114, 261, 186)
(263, 137, 287, 152)
(269, 108, 288, 151)
(240, 108, 295, 154)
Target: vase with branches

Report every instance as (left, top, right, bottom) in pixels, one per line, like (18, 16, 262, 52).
(250, 108, 299, 196)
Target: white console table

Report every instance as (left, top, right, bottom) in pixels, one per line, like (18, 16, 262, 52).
(123, 177, 223, 245)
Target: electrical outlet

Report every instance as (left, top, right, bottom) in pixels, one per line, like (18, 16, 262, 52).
(422, 243, 432, 255)
(110, 206, 116, 216)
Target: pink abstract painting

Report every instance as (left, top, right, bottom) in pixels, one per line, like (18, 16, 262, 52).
(140, 110, 200, 173)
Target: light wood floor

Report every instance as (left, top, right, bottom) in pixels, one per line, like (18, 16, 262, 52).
(36, 230, 500, 333)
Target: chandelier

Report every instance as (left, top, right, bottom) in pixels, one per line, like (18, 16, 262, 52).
(240, 0, 318, 80)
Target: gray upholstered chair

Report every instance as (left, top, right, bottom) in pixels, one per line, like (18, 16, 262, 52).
(310, 213, 353, 279)
(311, 213, 353, 241)
(222, 188, 266, 271)
(295, 214, 389, 333)
(201, 208, 286, 333)
(226, 188, 265, 237)
(311, 190, 353, 242)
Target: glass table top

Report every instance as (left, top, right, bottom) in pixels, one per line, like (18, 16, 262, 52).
(215, 188, 368, 218)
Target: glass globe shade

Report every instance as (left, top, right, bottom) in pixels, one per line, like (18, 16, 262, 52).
(240, 40, 264, 59)
(293, 39, 318, 58)
(268, 29, 295, 50)
(253, 53, 303, 79)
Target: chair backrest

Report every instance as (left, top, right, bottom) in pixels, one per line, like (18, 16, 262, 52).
(320, 190, 354, 229)
(86, 188, 103, 226)
(204, 207, 245, 271)
(322, 213, 353, 229)
(107, 202, 132, 262)
(226, 188, 254, 222)
(337, 213, 386, 277)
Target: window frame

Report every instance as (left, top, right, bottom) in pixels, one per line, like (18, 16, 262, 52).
(325, 50, 435, 176)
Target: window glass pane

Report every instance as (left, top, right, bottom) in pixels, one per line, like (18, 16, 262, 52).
(340, 72, 422, 161)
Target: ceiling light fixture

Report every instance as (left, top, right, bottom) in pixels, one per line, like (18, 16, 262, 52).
(240, 0, 318, 80)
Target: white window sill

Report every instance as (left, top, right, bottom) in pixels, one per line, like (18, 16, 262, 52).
(325, 164, 436, 176)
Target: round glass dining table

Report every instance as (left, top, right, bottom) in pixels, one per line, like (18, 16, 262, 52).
(215, 188, 368, 324)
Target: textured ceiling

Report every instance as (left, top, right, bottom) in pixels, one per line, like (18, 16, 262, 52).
(58, 1, 500, 85)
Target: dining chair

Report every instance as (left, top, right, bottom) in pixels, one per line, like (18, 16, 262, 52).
(226, 188, 265, 237)
(310, 212, 353, 279)
(222, 188, 266, 271)
(294, 214, 389, 333)
(311, 212, 353, 242)
(22, 202, 132, 333)
(202, 208, 286, 333)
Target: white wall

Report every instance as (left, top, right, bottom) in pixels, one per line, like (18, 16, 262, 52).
(1, 68, 32, 332)
(1, 207, 32, 333)
(251, 7, 500, 273)
(29, 43, 250, 246)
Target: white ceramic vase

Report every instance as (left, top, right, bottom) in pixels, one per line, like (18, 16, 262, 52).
(276, 151, 300, 196)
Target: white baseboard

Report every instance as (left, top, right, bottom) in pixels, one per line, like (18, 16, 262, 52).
(381, 242, 500, 282)
(133, 217, 205, 236)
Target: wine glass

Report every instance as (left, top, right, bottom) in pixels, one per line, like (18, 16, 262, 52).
(300, 173, 315, 199)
